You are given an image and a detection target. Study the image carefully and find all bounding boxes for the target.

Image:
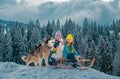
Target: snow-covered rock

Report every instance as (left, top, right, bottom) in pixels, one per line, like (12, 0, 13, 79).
(0, 62, 120, 79)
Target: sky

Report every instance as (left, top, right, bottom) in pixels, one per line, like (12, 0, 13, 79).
(0, 0, 120, 24)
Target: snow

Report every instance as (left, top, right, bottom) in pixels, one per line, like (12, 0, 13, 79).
(0, 62, 120, 79)
(109, 30, 113, 34)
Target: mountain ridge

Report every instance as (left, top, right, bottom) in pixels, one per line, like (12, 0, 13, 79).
(0, 19, 27, 27)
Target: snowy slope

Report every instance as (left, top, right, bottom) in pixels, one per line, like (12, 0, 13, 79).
(0, 62, 120, 79)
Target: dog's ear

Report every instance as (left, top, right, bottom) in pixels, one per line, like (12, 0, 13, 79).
(44, 38, 47, 41)
(51, 37, 53, 39)
(45, 38, 51, 43)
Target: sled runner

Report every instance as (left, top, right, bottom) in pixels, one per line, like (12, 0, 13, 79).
(79, 58, 95, 70)
(51, 58, 95, 70)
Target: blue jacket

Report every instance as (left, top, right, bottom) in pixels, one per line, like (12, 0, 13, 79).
(62, 43, 78, 58)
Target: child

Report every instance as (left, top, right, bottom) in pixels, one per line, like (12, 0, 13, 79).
(62, 34, 79, 67)
(49, 31, 64, 67)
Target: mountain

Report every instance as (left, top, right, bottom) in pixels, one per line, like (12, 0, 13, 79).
(0, 19, 27, 27)
(0, 0, 120, 24)
(0, 62, 119, 79)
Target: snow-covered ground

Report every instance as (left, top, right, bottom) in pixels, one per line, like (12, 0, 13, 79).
(0, 62, 120, 79)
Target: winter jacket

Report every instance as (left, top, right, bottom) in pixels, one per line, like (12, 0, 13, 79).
(51, 39, 64, 59)
(62, 43, 78, 58)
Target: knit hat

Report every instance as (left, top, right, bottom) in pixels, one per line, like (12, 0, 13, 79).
(55, 31, 62, 39)
(66, 34, 74, 41)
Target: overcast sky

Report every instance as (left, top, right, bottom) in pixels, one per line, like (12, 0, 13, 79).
(0, 0, 119, 24)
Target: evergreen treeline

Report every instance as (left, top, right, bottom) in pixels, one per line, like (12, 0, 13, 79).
(0, 18, 120, 76)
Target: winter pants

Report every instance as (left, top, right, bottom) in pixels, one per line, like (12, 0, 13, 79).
(67, 53, 76, 63)
(48, 52, 56, 65)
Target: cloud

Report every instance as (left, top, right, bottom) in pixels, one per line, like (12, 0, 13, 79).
(37, 0, 120, 24)
(102, 0, 114, 3)
(0, 0, 17, 5)
(23, 0, 70, 6)
(0, 0, 120, 24)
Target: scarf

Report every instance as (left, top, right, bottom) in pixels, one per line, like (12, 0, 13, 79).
(52, 40, 61, 53)
(67, 43, 74, 53)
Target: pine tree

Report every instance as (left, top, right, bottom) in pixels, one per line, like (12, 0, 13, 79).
(0, 24, 4, 61)
(35, 19, 41, 32)
(111, 20, 119, 40)
(3, 28, 13, 62)
(82, 17, 89, 36)
(56, 19, 60, 30)
(113, 39, 120, 76)
(27, 21, 41, 49)
(95, 35, 104, 70)
(61, 18, 76, 38)
(46, 20, 53, 38)
(110, 32, 117, 60)
(61, 19, 69, 38)
(86, 40, 96, 59)
(27, 21, 34, 45)
(101, 36, 113, 74)
(11, 22, 26, 64)
(51, 20, 56, 37)
(21, 26, 28, 53)
(35, 19, 42, 37)
(41, 24, 47, 39)
(96, 35, 113, 74)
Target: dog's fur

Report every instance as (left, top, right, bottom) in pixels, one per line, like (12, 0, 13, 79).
(21, 38, 55, 67)
(21, 55, 39, 67)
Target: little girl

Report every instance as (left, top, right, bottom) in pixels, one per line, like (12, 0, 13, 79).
(49, 31, 64, 67)
(62, 34, 79, 67)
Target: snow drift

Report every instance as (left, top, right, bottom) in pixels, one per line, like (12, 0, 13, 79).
(0, 62, 120, 79)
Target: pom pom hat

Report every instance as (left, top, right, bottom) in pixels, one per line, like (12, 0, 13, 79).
(55, 31, 62, 39)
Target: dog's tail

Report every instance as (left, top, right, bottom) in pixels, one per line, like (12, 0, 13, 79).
(21, 56, 28, 62)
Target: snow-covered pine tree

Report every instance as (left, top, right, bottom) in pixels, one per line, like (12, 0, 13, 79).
(111, 20, 119, 40)
(19, 25, 28, 54)
(62, 18, 77, 38)
(3, 28, 13, 62)
(116, 19, 120, 33)
(113, 39, 120, 76)
(86, 40, 96, 59)
(35, 19, 41, 32)
(74, 27, 81, 53)
(95, 35, 104, 70)
(46, 20, 53, 38)
(35, 19, 42, 42)
(79, 33, 88, 57)
(41, 24, 47, 39)
(61, 19, 70, 38)
(56, 19, 60, 30)
(110, 32, 118, 60)
(0, 24, 5, 61)
(82, 17, 89, 36)
(27, 21, 34, 49)
(51, 20, 57, 37)
(96, 34, 113, 74)
(101, 36, 113, 74)
(27, 21, 41, 49)
(11, 22, 26, 64)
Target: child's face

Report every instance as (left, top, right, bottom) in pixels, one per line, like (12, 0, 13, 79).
(55, 36, 61, 41)
(67, 39, 72, 44)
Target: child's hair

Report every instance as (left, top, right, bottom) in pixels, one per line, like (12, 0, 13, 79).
(65, 40, 74, 45)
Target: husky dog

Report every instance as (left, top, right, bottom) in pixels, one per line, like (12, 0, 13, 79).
(21, 38, 55, 67)
(75, 55, 95, 69)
